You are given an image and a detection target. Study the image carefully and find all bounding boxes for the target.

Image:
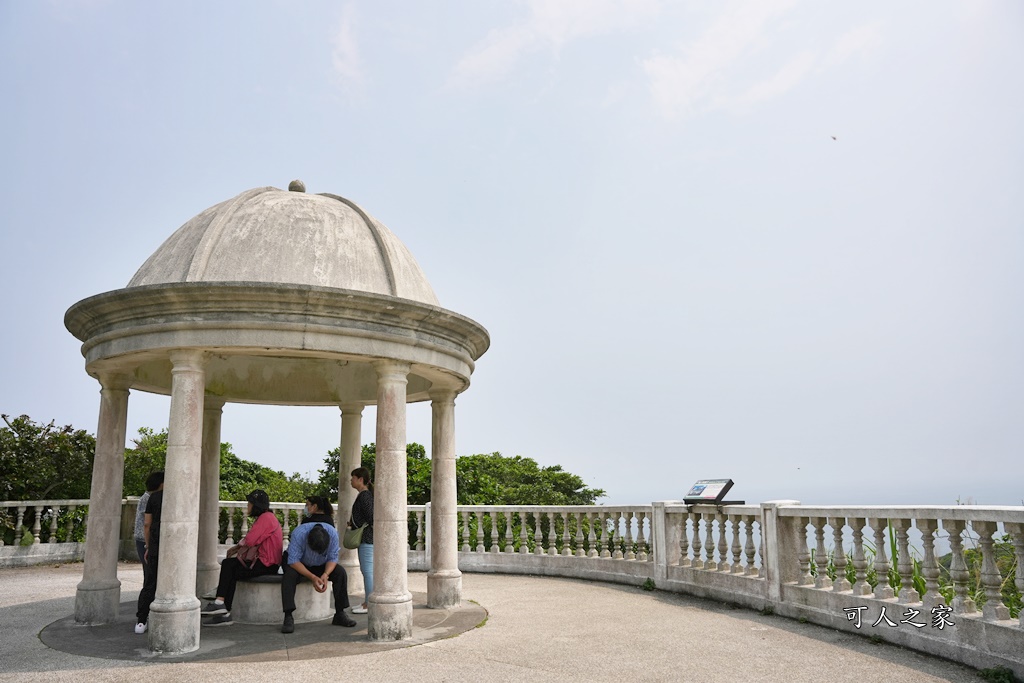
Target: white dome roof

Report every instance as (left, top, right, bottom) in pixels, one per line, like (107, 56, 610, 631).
(128, 184, 440, 306)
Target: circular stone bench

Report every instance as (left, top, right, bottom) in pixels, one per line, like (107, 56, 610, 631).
(230, 573, 333, 625)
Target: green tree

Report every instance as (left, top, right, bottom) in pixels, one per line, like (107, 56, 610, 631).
(123, 427, 317, 503)
(0, 414, 95, 500)
(317, 442, 431, 502)
(317, 445, 605, 505)
(123, 427, 167, 497)
(456, 453, 604, 505)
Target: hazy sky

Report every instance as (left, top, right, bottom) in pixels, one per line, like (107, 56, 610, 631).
(2, 1, 1022, 507)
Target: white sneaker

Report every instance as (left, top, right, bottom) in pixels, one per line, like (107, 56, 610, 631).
(351, 606, 368, 614)
(135, 622, 147, 634)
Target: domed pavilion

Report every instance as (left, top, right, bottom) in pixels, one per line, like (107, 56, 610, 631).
(64, 181, 490, 653)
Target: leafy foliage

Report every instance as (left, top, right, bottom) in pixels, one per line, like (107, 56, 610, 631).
(0, 414, 95, 500)
(455, 453, 604, 505)
(316, 442, 430, 500)
(317, 445, 605, 506)
(123, 427, 317, 503)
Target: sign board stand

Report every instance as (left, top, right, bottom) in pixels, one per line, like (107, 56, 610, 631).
(683, 478, 744, 506)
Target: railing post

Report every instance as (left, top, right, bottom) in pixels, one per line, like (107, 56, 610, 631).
(652, 502, 676, 584)
(760, 500, 802, 604)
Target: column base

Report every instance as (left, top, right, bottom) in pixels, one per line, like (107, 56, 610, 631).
(74, 579, 121, 624)
(427, 570, 462, 609)
(148, 597, 201, 654)
(195, 564, 219, 599)
(368, 593, 413, 641)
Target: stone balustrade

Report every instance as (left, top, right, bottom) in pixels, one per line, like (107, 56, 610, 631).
(0, 499, 90, 566)
(3, 497, 1021, 676)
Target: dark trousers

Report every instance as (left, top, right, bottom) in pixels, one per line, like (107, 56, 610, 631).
(281, 563, 350, 613)
(136, 540, 154, 594)
(136, 551, 158, 624)
(216, 557, 278, 610)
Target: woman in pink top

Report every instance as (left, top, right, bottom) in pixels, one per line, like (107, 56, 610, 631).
(201, 489, 283, 626)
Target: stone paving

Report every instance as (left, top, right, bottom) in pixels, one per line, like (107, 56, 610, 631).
(0, 563, 983, 682)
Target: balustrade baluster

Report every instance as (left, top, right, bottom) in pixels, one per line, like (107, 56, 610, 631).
(281, 509, 291, 545)
(704, 513, 716, 570)
(588, 512, 598, 558)
(67, 505, 77, 541)
(475, 511, 486, 553)
(829, 517, 851, 592)
(48, 506, 59, 543)
(462, 511, 472, 553)
(691, 514, 704, 569)
(730, 516, 742, 574)
(240, 511, 250, 539)
(225, 506, 235, 544)
(942, 519, 975, 613)
(600, 511, 611, 558)
(850, 517, 870, 595)
(414, 510, 424, 551)
(679, 513, 691, 567)
(547, 511, 559, 556)
(513, 511, 525, 554)
(973, 521, 1011, 621)
(558, 511, 570, 557)
(614, 511, 630, 561)
(744, 516, 758, 576)
(795, 517, 812, 585)
(612, 512, 624, 559)
(892, 519, 919, 603)
(490, 512, 500, 553)
(636, 512, 648, 562)
(917, 519, 940, 610)
(870, 518, 894, 599)
(1005, 522, 1024, 628)
(14, 506, 26, 546)
(810, 517, 831, 589)
(29, 506, 41, 544)
(528, 511, 541, 555)
(716, 513, 728, 571)
(575, 513, 587, 557)
(504, 511, 515, 553)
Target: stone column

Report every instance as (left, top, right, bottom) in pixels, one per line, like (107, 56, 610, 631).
(75, 372, 130, 624)
(149, 350, 206, 654)
(368, 360, 412, 640)
(196, 396, 224, 599)
(427, 389, 462, 609)
(338, 404, 364, 594)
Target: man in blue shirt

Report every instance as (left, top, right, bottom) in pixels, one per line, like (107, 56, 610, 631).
(280, 520, 356, 633)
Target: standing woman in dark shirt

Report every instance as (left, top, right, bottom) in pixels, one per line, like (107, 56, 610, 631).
(349, 467, 373, 614)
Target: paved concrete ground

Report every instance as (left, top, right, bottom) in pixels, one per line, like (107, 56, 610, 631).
(0, 562, 983, 683)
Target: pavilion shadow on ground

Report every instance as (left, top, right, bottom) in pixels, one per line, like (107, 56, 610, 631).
(40, 591, 487, 663)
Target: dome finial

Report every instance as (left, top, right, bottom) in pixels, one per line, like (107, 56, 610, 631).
(288, 179, 306, 193)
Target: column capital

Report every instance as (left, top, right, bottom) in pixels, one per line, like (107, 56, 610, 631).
(428, 388, 457, 405)
(372, 359, 410, 382)
(339, 403, 365, 416)
(168, 349, 208, 372)
(203, 395, 226, 412)
(97, 371, 132, 392)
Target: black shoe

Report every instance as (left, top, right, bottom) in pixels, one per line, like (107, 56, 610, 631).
(203, 613, 233, 626)
(201, 600, 227, 615)
(282, 613, 295, 634)
(332, 612, 357, 627)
